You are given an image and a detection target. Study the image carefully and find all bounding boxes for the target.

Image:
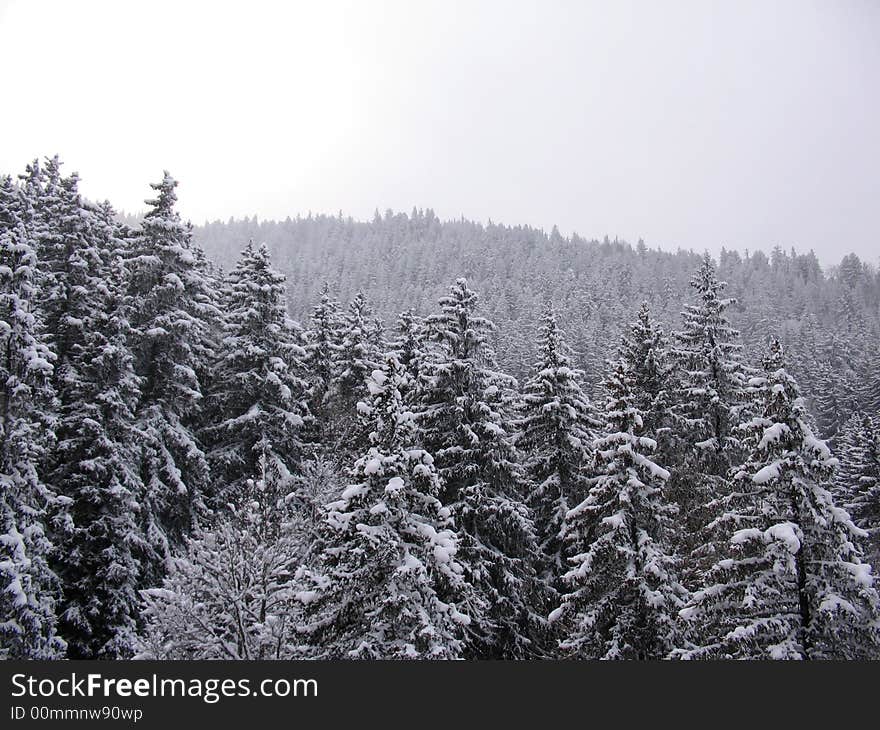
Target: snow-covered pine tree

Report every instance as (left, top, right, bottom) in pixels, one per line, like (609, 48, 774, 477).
(551, 360, 682, 659)
(812, 334, 861, 442)
(835, 413, 880, 569)
(297, 356, 470, 658)
(671, 252, 749, 472)
(26, 156, 71, 358)
(833, 413, 868, 508)
(330, 292, 383, 448)
(303, 282, 344, 437)
(679, 340, 880, 659)
(389, 309, 427, 405)
(203, 241, 311, 506)
(126, 172, 217, 580)
(0, 180, 65, 658)
(189, 246, 226, 429)
(618, 301, 677, 461)
(862, 348, 880, 416)
(418, 278, 546, 658)
(516, 302, 598, 587)
(669, 254, 750, 581)
(51, 251, 145, 659)
(32, 172, 147, 658)
(138, 456, 306, 660)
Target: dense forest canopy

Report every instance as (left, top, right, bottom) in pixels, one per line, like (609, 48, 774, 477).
(192, 210, 880, 437)
(2, 159, 879, 661)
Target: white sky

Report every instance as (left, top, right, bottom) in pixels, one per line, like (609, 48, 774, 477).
(1, 0, 878, 263)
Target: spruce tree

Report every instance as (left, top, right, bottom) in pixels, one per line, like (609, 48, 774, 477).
(14, 164, 147, 657)
(303, 283, 344, 437)
(27, 156, 72, 360)
(204, 241, 311, 506)
(298, 356, 470, 658)
(52, 254, 144, 658)
(389, 309, 427, 404)
(331, 292, 383, 447)
(670, 254, 750, 583)
(679, 341, 880, 659)
(418, 278, 546, 658)
(835, 413, 880, 569)
(618, 302, 676, 460)
(0, 189, 65, 658)
(671, 253, 749, 479)
(552, 360, 682, 659)
(813, 336, 859, 441)
(516, 302, 598, 584)
(126, 172, 217, 579)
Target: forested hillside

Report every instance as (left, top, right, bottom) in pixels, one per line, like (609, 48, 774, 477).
(194, 212, 880, 440)
(2, 159, 878, 661)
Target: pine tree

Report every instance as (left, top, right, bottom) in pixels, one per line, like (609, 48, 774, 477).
(618, 302, 676, 460)
(204, 241, 311, 506)
(551, 360, 682, 659)
(671, 253, 749, 480)
(862, 348, 880, 416)
(814, 334, 860, 440)
(12, 163, 147, 657)
(389, 309, 427, 404)
(27, 156, 72, 359)
(670, 254, 750, 584)
(51, 253, 145, 658)
(679, 341, 880, 659)
(516, 302, 598, 584)
(0, 185, 65, 658)
(418, 279, 546, 658)
(126, 172, 217, 579)
(835, 413, 880, 569)
(303, 283, 344, 437)
(298, 356, 470, 658)
(331, 292, 383, 446)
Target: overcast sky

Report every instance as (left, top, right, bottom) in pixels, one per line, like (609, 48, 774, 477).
(1, 0, 878, 263)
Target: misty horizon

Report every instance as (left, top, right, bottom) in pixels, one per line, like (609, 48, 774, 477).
(2, 0, 877, 265)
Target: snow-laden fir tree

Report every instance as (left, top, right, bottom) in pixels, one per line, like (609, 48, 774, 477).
(0, 182, 65, 658)
(389, 309, 427, 404)
(203, 241, 311, 507)
(331, 291, 383, 447)
(126, 172, 218, 579)
(618, 302, 677, 462)
(834, 413, 880, 569)
(516, 302, 599, 586)
(670, 254, 750, 580)
(35, 181, 147, 658)
(551, 360, 683, 659)
(679, 340, 880, 659)
(862, 348, 880, 416)
(418, 278, 546, 658)
(302, 282, 344, 437)
(26, 156, 73, 363)
(137, 456, 307, 660)
(813, 336, 860, 441)
(671, 253, 749, 475)
(297, 356, 470, 658)
(51, 252, 145, 659)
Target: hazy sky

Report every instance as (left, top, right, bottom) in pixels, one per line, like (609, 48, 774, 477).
(1, 0, 878, 263)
